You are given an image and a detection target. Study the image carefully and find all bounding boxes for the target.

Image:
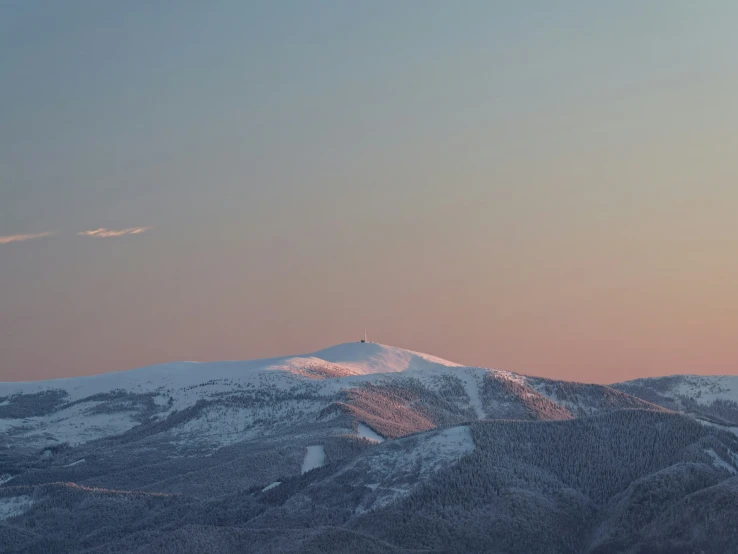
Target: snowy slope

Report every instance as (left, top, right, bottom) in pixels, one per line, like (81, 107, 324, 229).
(0, 495, 33, 521)
(0, 342, 468, 450)
(612, 375, 738, 427)
(0, 341, 708, 453)
(310, 342, 461, 374)
(301, 445, 327, 474)
(2, 343, 738, 554)
(281, 425, 475, 516)
(614, 375, 738, 406)
(0, 342, 457, 401)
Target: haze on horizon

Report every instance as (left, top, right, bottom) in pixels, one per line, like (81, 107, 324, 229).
(2, 1, 737, 384)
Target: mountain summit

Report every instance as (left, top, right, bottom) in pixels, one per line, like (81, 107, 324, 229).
(307, 341, 462, 374)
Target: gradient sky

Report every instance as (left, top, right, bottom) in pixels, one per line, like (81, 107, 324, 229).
(2, 1, 738, 384)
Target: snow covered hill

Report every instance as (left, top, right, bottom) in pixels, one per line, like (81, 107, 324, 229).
(0, 343, 459, 449)
(0, 342, 460, 399)
(2, 342, 738, 553)
(612, 374, 738, 428)
(4, 411, 736, 553)
(0, 342, 663, 453)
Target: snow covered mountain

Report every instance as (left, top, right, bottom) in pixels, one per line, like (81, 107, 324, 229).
(0, 342, 663, 452)
(2, 342, 737, 553)
(0, 343, 460, 452)
(613, 374, 738, 429)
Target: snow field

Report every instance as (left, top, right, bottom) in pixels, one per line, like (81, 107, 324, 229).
(357, 423, 384, 443)
(301, 445, 326, 474)
(0, 496, 33, 521)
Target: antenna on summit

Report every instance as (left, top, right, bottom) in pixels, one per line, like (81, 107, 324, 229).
(361, 330, 367, 343)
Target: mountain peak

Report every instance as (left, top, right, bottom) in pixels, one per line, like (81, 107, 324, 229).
(308, 341, 462, 374)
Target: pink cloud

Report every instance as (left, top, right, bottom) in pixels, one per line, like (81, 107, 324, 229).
(0, 231, 57, 244)
(77, 227, 152, 238)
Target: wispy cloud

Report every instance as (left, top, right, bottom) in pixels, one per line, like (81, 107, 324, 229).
(0, 231, 57, 245)
(77, 227, 152, 238)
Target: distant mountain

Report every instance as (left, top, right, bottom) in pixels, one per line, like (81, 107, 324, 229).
(613, 374, 738, 428)
(1, 343, 737, 553)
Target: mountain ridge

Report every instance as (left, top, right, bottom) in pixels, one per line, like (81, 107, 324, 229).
(2, 342, 738, 552)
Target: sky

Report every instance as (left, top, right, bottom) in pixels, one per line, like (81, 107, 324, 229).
(2, 1, 738, 384)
